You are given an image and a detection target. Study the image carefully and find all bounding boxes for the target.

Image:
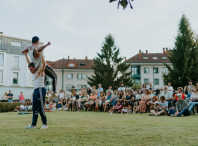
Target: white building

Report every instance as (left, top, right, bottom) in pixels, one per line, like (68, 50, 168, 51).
(125, 48, 172, 88)
(46, 56, 94, 95)
(0, 34, 44, 100)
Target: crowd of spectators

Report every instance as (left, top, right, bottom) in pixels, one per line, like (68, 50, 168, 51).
(43, 81, 198, 117)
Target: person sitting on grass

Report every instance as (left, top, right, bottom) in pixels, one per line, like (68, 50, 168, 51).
(50, 100, 56, 111)
(149, 96, 168, 116)
(172, 87, 185, 106)
(149, 96, 158, 111)
(68, 93, 77, 111)
(133, 101, 140, 114)
(58, 98, 63, 109)
(125, 89, 136, 106)
(103, 91, 114, 112)
(121, 101, 132, 114)
(111, 90, 119, 108)
(45, 100, 52, 112)
(13, 102, 28, 112)
(95, 92, 105, 112)
(77, 91, 89, 111)
(169, 94, 190, 117)
(109, 101, 122, 114)
(116, 90, 125, 104)
(57, 99, 67, 110)
(188, 86, 198, 113)
(84, 92, 97, 111)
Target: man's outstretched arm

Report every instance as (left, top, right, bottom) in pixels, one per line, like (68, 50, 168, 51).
(22, 46, 29, 53)
(35, 42, 51, 52)
(25, 52, 31, 64)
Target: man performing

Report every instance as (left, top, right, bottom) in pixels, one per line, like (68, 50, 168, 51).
(22, 36, 57, 96)
(25, 51, 48, 129)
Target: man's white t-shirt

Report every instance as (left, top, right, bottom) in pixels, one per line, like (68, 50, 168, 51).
(168, 86, 173, 94)
(59, 92, 64, 99)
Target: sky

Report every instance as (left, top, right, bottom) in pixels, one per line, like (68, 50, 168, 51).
(1, 0, 198, 61)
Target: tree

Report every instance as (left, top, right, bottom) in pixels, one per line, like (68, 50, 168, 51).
(87, 34, 132, 91)
(163, 14, 198, 89)
(109, 0, 134, 10)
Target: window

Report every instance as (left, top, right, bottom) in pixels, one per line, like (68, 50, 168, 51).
(131, 65, 140, 76)
(162, 57, 167, 60)
(13, 72, 18, 84)
(154, 79, 159, 85)
(153, 57, 158, 59)
(0, 70, 3, 83)
(0, 38, 2, 44)
(144, 67, 149, 74)
(163, 67, 168, 74)
(77, 85, 87, 91)
(66, 85, 73, 91)
(11, 41, 22, 47)
(77, 74, 87, 80)
(14, 56, 19, 68)
(133, 77, 141, 84)
(144, 79, 149, 85)
(69, 63, 74, 67)
(0, 54, 4, 66)
(153, 67, 158, 73)
(80, 63, 85, 66)
(66, 74, 73, 80)
(143, 57, 148, 59)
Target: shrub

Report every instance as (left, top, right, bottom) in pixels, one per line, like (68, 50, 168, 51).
(0, 102, 22, 112)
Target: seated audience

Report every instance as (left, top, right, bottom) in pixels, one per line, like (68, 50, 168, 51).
(188, 86, 198, 113)
(125, 89, 135, 106)
(106, 86, 113, 95)
(103, 91, 114, 112)
(136, 90, 144, 101)
(95, 92, 105, 111)
(1, 92, 8, 102)
(13, 102, 28, 112)
(51, 100, 57, 111)
(160, 86, 172, 107)
(121, 101, 132, 114)
(116, 90, 125, 104)
(87, 87, 92, 95)
(169, 94, 189, 117)
(133, 101, 140, 114)
(68, 93, 77, 111)
(109, 101, 122, 114)
(118, 83, 125, 93)
(45, 100, 52, 111)
(111, 90, 118, 108)
(141, 89, 151, 101)
(149, 96, 168, 116)
(173, 87, 185, 106)
(84, 92, 97, 111)
(78, 91, 89, 111)
(7, 90, 14, 102)
(57, 99, 67, 110)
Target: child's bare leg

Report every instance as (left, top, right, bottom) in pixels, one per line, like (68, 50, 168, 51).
(150, 110, 157, 115)
(155, 110, 165, 116)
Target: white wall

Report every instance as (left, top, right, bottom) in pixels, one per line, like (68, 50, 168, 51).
(54, 69, 94, 95)
(0, 52, 34, 99)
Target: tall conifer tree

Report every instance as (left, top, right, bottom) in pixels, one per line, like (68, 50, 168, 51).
(88, 34, 132, 91)
(163, 14, 198, 89)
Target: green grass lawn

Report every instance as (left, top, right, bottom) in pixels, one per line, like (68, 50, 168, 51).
(0, 111, 198, 146)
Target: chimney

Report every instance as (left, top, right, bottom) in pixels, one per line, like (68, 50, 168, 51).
(125, 57, 126, 61)
(163, 48, 165, 53)
(139, 50, 141, 58)
(166, 48, 168, 53)
(146, 50, 148, 54)
(85, 56, 88, 60)
(68, 56, 69, 60)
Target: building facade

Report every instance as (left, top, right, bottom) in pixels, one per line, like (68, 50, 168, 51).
(0, 34, 44, 100)
(46, 56, 94, 95)
(125, 48, 172, 88)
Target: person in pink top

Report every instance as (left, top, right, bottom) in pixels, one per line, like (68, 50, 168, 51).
(109, 101, 122, 114)
(19, 92, 25, 102)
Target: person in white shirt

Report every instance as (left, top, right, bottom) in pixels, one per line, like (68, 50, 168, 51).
(167, 82, 173, 95)
(118, 84, 125, 93)
(51, 100, 57, 111)
(59, 89, 64, 99)
(159, 86, 172, 106)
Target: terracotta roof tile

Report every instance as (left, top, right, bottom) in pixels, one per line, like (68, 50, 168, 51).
(46, 59, 94, 69)
(126, 52, 171, 63)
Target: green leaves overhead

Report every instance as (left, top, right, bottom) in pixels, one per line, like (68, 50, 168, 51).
(109, 0, 134, 10)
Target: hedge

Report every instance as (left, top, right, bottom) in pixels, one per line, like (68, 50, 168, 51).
(0, 102, 22, 112)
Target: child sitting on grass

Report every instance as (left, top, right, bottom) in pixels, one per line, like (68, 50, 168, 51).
(45, 100, 52, 112)
(109, 101, 122, 114)
(50, 100, 57, 111)
(133, 101, 140, 114)
(13, 102, 28, 112)
(121, 101, 132, 114)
